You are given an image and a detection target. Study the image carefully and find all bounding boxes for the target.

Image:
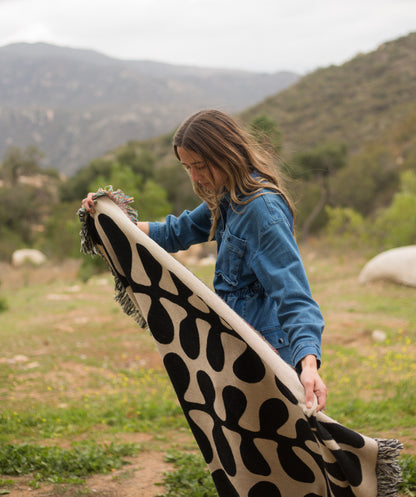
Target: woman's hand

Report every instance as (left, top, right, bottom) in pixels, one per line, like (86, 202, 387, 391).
(81, 192, 96, 213)
(80, 193, 150, 235)
(299, 355, 327, 412)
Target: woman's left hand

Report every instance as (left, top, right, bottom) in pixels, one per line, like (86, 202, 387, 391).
(299, 355, 327, 412)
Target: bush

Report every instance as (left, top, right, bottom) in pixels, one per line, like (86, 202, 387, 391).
(0, 296, 7, 313)
(373, 170, 416, 249)
(40, 201, 84, 260)
(78, 255, 108, 282)
(324, 206, 369, 249)
(0, 278, 8, 313)
(324, 170, 416, 251)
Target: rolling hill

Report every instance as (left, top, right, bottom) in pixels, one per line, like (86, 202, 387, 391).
(0, 42, 299, 174)
(242, 32, 416, 157)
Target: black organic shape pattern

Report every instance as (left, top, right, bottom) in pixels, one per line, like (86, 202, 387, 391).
(90, 207, 387, 497)
(248, 481, 282, 497)
(232, 345, 266, 383)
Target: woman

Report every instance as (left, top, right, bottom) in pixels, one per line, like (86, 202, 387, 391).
(82, 109, 327, 411)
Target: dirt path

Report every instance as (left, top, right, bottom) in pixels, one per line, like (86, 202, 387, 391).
(4, 450, 172, 496)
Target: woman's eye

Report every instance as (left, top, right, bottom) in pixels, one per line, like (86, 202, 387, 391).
(182, 162, 206, 172)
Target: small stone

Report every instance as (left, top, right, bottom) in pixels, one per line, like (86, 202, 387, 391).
(372, 330, 387, 343)
(13, 354, 29, 363)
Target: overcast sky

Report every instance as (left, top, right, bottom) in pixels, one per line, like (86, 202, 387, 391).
(0, 0, 414, 74)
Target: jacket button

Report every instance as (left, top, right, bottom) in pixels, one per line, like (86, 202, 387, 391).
(278, 338, 284, 344)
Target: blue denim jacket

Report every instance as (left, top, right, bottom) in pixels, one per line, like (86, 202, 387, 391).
(148, 191, 324, 369)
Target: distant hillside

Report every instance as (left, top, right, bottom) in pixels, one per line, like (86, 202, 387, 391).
(242, 32, 416, 156)
(0, 42, 299, 174)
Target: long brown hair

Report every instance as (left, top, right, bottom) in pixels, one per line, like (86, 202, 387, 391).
(173, 109, 294, 239)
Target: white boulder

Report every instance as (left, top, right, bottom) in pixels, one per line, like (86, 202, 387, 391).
(12, 248, 47, 267)
(358, 245, 416, 287)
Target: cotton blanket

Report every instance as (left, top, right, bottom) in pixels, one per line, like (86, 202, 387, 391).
(79, 189, 402, 497)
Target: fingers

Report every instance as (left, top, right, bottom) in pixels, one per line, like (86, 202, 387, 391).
(314, 387, 328, 412)
(304, 383, 315, 410)
(310, 377, 328, 412)
(300, 368, 328, 412)
(81, 192, 96, 213)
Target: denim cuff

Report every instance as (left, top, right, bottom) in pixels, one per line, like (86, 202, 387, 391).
(148, 222, 162, 245)
(293, 343, 321, 374)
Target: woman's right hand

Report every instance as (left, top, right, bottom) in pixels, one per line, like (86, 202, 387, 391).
(81, 192, 96, 213)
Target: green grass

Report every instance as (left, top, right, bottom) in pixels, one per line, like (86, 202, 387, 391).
(158, 450, 217, 497)
(0, 244, 415, 495)
(322, 335, 416, 434)
(0, 441, 141, 486)
(400, 455, 416, 497)
(0, 358, 186, 443)
(0, 398, 184, 443)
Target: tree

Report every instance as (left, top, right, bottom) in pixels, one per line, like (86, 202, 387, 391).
(90, 162, 171, 221)
(41, 200, 83, 260)
(249, 114, 282, 154)
(0, 145, 44, 186)
(0, 146, 62, 259)
(61, 144, 157, 202)
(329, 143, 398, 215)
(116, 142, 155, 181)
(292, 142, 348, 239)
(155, 163, 199, 215)
(0, 184, 42, 258)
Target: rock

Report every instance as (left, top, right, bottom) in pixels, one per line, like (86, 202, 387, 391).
(372, 330, 387, 343)
(13, 354, 29, 363)
(12, 248, 47, 267)
(26, 361, 40, 369)
(358, 245, 416, 287)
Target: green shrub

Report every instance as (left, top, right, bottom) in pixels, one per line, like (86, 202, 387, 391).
(324, 206, 369, 248)
(77, 255, 109, 282)
(0, 296, 7, 313)
(159, 450, 217, 497)
(0, 278, 7, 313)
(325, 170, 416, 251)
(373, 170, 416, 249)
(399, 454, 416, 496)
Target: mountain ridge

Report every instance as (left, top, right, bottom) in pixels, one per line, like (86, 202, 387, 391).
(0, 42, 299, 174)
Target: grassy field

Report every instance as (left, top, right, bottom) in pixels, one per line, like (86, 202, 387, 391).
(0, 241, 415, 496)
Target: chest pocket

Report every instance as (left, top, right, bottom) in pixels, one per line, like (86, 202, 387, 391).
(216, 227, 247, 287)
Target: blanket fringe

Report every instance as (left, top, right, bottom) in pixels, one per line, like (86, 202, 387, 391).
(113, 275, 147, 329)
(375, 438, 403, 497)
(78, 186, 148, 330)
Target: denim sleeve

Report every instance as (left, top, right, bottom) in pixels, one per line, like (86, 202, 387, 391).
(251, 218, 324, 368)
(148, 202, 211, 253)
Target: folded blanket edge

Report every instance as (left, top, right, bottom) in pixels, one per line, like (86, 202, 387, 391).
(77, 186, 147, 330)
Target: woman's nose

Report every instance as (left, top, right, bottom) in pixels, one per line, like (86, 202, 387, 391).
(190, 168, 201, 183)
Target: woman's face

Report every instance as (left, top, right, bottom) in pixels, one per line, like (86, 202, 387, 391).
(177, 147, 228, 192)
